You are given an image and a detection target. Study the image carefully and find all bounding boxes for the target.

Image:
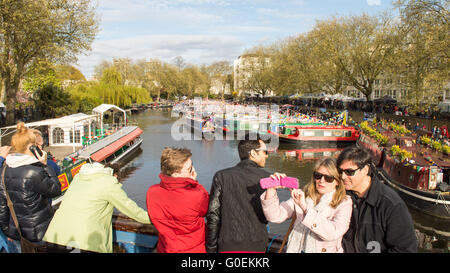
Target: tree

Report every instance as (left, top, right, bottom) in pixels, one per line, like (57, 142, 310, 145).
(207, 61, 232, 100)
(393, 0, 450, 112)
(314, 14, 401, 102)
(0, 0, 99, 124)
(172, 56, 186, 72)
(240, 47, 275, 97)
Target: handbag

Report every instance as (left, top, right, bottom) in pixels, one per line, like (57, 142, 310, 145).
(1, 166, 47, 253)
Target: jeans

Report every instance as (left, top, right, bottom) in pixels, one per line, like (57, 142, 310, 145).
(0, 230, 21, 253)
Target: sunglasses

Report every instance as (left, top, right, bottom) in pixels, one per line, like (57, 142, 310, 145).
(255, 148, 268, 155)
(338, 167, 361, 176)
(313, 171, 335, 183)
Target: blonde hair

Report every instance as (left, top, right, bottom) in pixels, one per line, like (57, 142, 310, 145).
(11, 122, 36, 153)
(304, 157, 347, 209)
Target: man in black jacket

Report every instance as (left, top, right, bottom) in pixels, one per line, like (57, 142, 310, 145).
(206, 133, 273, 253)
(337, 147, 417, 253)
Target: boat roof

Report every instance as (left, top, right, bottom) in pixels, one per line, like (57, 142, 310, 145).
(77, 126, 140, 159)
(0, 113, 97, 137)
(90, 127, 143, 162)
(92, 104, 126, 115)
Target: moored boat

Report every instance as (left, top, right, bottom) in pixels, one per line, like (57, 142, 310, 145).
(357, 121, 450, 219)
(269, 123, 359, 144)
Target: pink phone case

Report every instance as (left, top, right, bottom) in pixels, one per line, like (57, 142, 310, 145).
(259, 177, 281, 189)
(280, 177, 299, 189)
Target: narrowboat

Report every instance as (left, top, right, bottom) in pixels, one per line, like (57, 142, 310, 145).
(357, 121, 450, 219)
(184, 114, 215, 138)
(268, 123, 359, 144)
(278, 146, 346, 161)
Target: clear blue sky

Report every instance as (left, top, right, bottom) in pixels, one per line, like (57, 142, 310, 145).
(75, 0, 394, 79)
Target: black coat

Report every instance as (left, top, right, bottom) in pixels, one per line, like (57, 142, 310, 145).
(342, 175, 417, 253)
(206, 159, 271, 253)
(0, 162, 61, 242)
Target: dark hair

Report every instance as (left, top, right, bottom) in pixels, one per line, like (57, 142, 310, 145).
(238, 133, 263, 160)
(337, 146, 373, 176)
(105, 163, 121, 177)
(160, 147, 192, 176)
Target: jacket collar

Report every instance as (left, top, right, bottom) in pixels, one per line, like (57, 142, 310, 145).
(237, 159, 261, 168)
(159, 173, 199, 189)
(347, 175, 381, 207)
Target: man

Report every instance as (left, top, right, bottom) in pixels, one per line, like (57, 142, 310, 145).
(206, 133, 272, 253)
(146, 147, 209, 253)
(337, 146, 417, 253)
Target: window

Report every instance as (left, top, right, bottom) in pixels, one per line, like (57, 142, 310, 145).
(53, 128, 64, 144)
(70, 129, 81, 143)
(375, 90, 380, 99)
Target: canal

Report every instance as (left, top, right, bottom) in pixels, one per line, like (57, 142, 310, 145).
(119, 109, 449, 253)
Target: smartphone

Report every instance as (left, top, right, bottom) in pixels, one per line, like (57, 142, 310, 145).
(29, 145, 43, 159)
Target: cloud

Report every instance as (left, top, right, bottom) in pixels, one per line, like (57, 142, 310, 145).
(367, 0, 381, 6)
(75, 35, 244, 78)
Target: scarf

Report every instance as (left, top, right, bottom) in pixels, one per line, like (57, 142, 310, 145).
(286, 189, 336, 253)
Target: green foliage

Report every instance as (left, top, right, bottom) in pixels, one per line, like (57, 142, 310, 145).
(443, 145, 450, 154)
(390, 145, 413, 162)
(419, 136, 431, 145)
(33, 83, 73, 118)
(360, 121, 389, 145)
(389, 123, 411, 135)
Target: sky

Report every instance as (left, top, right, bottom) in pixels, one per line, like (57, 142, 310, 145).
(75, 0, 394, 79)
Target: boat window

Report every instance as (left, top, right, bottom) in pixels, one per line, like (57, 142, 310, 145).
(303, 130, 315, 137)
(53, 128, 64, 144)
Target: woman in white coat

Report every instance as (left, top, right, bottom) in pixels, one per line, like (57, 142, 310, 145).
(261, 157, 352, 253)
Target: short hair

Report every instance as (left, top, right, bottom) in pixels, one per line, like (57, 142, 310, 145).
(238, 133, 263, 160)
(160, 147, 192, 176)
(337, 146, 373, 176)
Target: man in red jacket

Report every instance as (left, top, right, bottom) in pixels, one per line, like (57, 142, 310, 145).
(146, 147, 209, 253)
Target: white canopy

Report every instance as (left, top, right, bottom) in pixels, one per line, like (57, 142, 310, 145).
(92, 104, 126, 116)
(92, 104, 127, 133)
(0, 113, 97, 140)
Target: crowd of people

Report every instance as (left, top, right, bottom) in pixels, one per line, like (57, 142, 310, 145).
(0, 122, 418, 253)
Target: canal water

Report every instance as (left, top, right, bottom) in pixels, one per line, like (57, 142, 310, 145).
(120, 109, 449, 253)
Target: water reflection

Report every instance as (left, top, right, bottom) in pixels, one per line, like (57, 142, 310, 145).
(121, 109, 448, 253)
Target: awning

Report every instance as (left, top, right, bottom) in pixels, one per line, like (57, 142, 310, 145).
(90, 127, 143, 162)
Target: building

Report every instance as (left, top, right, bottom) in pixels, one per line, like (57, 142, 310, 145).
(233, 54, 274, 97)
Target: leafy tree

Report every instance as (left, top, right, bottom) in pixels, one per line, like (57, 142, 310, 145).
(393, 0, 450, 112)
(33, 83, 73, 118)
(0, 0, 99, 124)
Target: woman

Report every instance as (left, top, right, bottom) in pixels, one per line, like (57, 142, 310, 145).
(0, 122, 61, 252)
(146, 147, 209, 253)
(261, 157, 352, 253)
(43, 162, 150, 253)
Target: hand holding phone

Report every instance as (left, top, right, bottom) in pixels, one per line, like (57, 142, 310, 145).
(29, 145, 47, 165)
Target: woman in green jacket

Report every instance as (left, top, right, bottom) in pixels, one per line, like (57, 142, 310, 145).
(43, 162, 150, 253)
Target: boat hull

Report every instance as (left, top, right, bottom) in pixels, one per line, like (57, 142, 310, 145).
(377, 169, 450, 219)
(269, 125, 359, 144)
